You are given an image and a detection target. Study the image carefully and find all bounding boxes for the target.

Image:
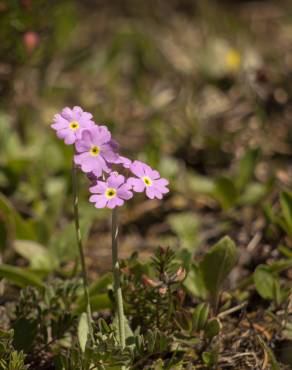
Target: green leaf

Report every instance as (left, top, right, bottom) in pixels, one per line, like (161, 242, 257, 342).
(98, 318, 111, 334)
(202, 352, 212, 366)
(78, 313, 89, 353)
(214, 177, 238, 209)
(88, 272, 113, 296)
(254, 265, 280, 302)
(168, 212, 200, 252)
(74, 293, 112, 314)
(200, 236, 237, 300)
(174, 310, 193, 332)
(278, 245, 292, 258)
(239, 182, 269, 205)
(13, 318, 38, 353)
(49, 216, 92, 262)
(0, 193, 36, 247)
(187, 172, 215, 195)
(202, 346, 219, 367)
(113, 314, 134, 342)
(0, 264, 43, 288)
(235, 148, 259, 190)
(193, 303, 209, 331)
(280, 191, 292, 236)
(183, 264, 207, 299)
(204, 318, 221, 339)
(14, 240, 59, 272)
(268, 259, 292, 273)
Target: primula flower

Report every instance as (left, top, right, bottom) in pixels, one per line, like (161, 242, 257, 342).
(89, 173, 133, 209)
(74, 126, 118, 178)
(51, 106, 95, 145)
(128, 160, 169, 199)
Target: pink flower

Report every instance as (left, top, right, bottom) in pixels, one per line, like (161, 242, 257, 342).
(128, 160, 169, 199)
(51, 106, 95, 145)
(89, 173, 133, 209)
(74, 126, 119, 178)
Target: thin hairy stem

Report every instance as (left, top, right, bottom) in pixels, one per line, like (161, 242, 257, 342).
(111, 208, 126, 349)
(72, 161, 94, 342)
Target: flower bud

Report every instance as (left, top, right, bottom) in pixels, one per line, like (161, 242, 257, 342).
(142, 275, 159, 287)
(23, 31, 39, 53)
(175, 267, 186, 282)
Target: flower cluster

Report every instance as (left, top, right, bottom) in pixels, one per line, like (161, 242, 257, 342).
(51, 106, 169, 209)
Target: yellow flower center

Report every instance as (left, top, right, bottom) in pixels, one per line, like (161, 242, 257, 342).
(226, 49, 241, 71)
(90, 146, 100, 156)
(143, 176, 152, 186)
(105, 188, 116, 199)
(69, 121, 79, 130)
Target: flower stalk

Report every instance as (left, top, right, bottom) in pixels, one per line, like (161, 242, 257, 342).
(72, 161, 94, 342)
(111, 208, 126, 348)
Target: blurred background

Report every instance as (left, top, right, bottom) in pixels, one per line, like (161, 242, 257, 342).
(1, 0, 292, 278)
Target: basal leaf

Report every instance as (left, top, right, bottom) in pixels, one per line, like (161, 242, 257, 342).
(78, 312, 89, 353)
(254, 265, 280, 302)
(0, 264, 43, 288)
(14, 240, 59, 272)
(200, 236, 237, 299)
(235, 148, 259, 190)
(214, 177, 238, 209)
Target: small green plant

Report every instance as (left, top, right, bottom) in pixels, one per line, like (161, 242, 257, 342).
(0, 330, 28, 370)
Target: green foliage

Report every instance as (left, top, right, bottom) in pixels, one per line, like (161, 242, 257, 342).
(204, 318, 221, 339)
(0, 264, 43, 288)
(192, 303, 209, 331)
(214, 176, 238, 209)
(78, 313, 89, 353)
(122, 247, 185, 333)
(187, 148, 268, 209)
(168, 212, 200, 252)
(276, 191, 292, 237)
(184, 263, 208, 299)
(200, 236, 237, 307)
(254, 265, 281, 302)
(14, 239, 58, 272)
(235, 148, 259, 191)
(0, 330, 28, 370)
(253, 264, 291, 305)
(12, 318, 38, 353)
(0, 193, 36, 252)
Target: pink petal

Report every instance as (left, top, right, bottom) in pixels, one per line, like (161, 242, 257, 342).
(107, 174, 125, 189)
(64, 131, 76, 145)
(130, 160, 147, 177)
(89, 194, 107, 208)
(61, 107, 74, 121)
(107, 197, 124, 209)
(127, 177, 145, 192)
(89, 181, 107, 194)
(117, 184, 133, 200)
(144, 166, 160, 179)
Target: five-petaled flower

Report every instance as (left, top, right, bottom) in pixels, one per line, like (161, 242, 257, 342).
(128, 160, 169, 199)
(74, 126, 118, 178)
(51, 106, 95, 145)
(89, 173, 133, 209)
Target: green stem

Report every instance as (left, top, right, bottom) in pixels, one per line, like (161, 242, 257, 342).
(72, 162, 94, 342)
(111, 208, 126, 348)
